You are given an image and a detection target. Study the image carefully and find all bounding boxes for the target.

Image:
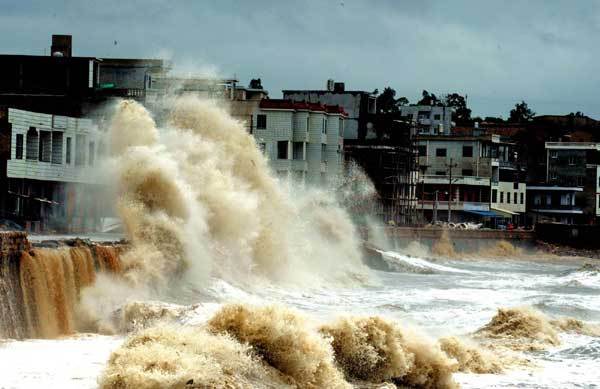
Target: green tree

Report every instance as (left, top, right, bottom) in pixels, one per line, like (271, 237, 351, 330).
(376, 87, 409, 113)
(444, 93, 471, 124)
(417, 90, 441, 106)
(509, 101, 535, 123)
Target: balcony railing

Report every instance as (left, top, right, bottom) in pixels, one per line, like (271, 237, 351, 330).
(417, 200, 490, 211)
(422, 175, 490, 186)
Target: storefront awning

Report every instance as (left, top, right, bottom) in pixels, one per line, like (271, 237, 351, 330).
(491, 207, 518, 217)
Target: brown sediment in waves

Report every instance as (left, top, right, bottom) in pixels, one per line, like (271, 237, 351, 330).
(475, 307, 600, 352)
(439, 336, 504, 374)
(431, 230, 456, 258)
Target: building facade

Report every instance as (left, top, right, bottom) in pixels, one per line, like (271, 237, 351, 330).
(0, 108, 104, 232)
(416, 133, 526, 225)
(399, 105, 454, 135)
(253, 100, 345, 186)
(283, 80, 376, 140)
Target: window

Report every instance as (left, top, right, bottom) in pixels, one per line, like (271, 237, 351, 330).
(339, 118, 344, 136)
(88, 141, 95, 166)
(436, 148, 447, 157)
(434, 114, 441, 120)
(568, 156, 576, 165)
(546, 194, 552, 205)
(513, 182, 519, 190)
(321, 144, 327, 162)
(550, 170, 558, 180)
(38, 131, 51, 162)
(66, 137, 72, 164)
(462, 146, 473, 157)
(15, 134, 23, 159)
(322, 118, 327, 134)
(520, 192, 524, 204)
(534, 194, 541, 205)
(51, 132, 63, 164)
(306, 117, 310, 132)
(462, 169, 473, 176)
(26, 127, 38, 160)
(277, 141, 288, 159)
(75, 135, 85, 166)
(507, 192, 511, 204)
(435, 171, 445, 176)
(550, 150, 558, 159)
(500, 192, 504, 203)
(256, 114, 267, 129)
(492, 189, 497, 203)
(293, 142, 304, 160)
(258, 143, 266, 154)
(513, 192, 518, 204)
(417, 145, 427, 156)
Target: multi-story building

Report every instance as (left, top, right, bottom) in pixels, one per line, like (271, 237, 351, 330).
(416, 133, 526, 225)
(526, 142, 600, 224)
(0, 108, 104, 232)
(283, 80, 376, 140)
(399, 105, 454, 135)
(251, 99, 345, 185)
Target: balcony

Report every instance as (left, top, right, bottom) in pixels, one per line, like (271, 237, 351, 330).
(417, 200, 490, 211)
(422, 175, 490, 186)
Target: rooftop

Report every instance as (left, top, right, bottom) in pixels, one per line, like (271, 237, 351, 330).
(259, 99, 347, 115)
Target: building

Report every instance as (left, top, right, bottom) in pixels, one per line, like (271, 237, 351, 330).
(526, 142, 600, 225)
(399, 105, 454, 135)
(283, 80, 376, 140)
(252, 99, 345, 185)
(0, 108, 104, 232)
(416, 132, 526, 225)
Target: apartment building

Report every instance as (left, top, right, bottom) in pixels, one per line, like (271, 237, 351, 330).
(283, 80, 376, 140)
(253, 99, 345, 185)
(0, 108, 104, 232)
(399, 105, 454, 135)
(526, 142, 600, 224)
(416, 133, 526, 225)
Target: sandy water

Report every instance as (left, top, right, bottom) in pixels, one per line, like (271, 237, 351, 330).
(1, 252, 598, 388)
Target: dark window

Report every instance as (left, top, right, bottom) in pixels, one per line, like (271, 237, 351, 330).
(417, 145, 427, 156)
(51, 132, 63, 164)
(26, 127, 38, 160)
(462, 169, 473, 176)
(39, 131, 51, 162)
(321, 144, 327, 162)
(322, 118, 327, 134)
(500, 192, 504, 203)
(66, 137, 72, 164)
(492, 189, 497, 203)
(435, 171, 445, 176)
(88, 141, 95, 166)
(507, 192, 511, 204)
(514, 192, 518, 204)
(436, 148, 447, 157)
(434, 114, 441, 120)
(256, 114, 267, 129)
(520, 192, 524, 204)
(513, 182, 519, 190)
(293, 142, 304, 160)
(462, 146, 473, 157)
(277, 141, 288, 159)
(15, 134, 23, 159)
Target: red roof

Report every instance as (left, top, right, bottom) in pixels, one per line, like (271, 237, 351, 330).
(259, 99, 347, 116)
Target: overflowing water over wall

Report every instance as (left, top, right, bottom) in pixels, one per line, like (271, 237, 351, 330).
(0, 232, 122, 339)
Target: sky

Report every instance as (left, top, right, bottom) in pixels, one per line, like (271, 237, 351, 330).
(1, 0, 599, 119)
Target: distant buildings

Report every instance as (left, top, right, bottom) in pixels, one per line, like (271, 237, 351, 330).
(399, 105, 454, 135)
(283, 80, 376, 140)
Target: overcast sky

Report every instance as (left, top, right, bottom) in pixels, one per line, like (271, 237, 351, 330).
(1, 0, 599, 119)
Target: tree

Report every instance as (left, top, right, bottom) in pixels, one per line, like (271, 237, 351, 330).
(417, 90, 442, 106)
(248, 78, 263, 89)
(375, 87, 409, 113)
(484, 116, 505, 124)
(444, 93, 471, 124)
(509, 101, 535, 123)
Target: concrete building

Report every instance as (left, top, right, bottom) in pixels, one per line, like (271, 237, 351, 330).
(283, 80, 376, 140)
(399, 105, 454, 135)
(416, 133, 526, 225)
(0, 108, 104, 232)
(252, 99, 345, 185)
(526, 142, 600, 224)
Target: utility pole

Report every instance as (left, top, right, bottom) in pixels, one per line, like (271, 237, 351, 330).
(433, 190, 439, 223)
(446, 158, 458, 223)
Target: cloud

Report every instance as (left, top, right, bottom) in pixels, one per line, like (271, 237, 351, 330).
(0, 0, 598, 118)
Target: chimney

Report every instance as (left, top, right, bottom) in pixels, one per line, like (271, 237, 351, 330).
(51, 34, 72, 57)
(333, 82, 345, 92)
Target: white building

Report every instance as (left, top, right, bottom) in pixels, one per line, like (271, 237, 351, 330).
(4, 108, 104, 232)
(254, 100, 345, 185)
(399, 105, 454, 135)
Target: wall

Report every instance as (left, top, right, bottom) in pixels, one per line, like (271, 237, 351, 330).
(491, 181, 526, 213)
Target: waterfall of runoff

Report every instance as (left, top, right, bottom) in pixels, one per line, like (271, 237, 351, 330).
(1, 96, 599, 389)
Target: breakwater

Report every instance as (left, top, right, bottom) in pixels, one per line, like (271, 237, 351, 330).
(0, 232, 122, 339)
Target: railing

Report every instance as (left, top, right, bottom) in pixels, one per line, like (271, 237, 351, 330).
(422, 175, 490, 186)
(417, 200, 490, 211)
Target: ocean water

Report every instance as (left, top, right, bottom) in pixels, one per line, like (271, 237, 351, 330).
(1, 252, 598, 388)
